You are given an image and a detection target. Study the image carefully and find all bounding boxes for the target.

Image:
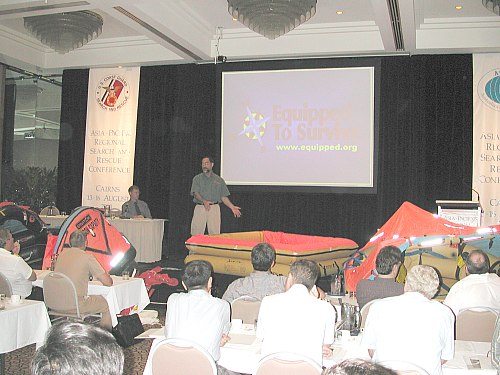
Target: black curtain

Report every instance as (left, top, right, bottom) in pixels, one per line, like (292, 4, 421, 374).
(57, 55, 472, 261)
(56, 69, 89, 213)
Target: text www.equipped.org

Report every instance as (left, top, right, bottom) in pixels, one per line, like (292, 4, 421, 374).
(275, 144, 358, 152)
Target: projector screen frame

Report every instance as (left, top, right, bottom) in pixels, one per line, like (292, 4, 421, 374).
(215, 57, 381, 194)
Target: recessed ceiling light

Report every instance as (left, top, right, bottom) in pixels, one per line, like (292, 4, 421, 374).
(336, 11, 343, 15)
(232, 17, 237, 21)
(455, 5, 462, 10)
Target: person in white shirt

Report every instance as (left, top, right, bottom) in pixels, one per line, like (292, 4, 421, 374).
(362, 265, 454, 375)
(165, 260, 234, 375)
(444, 249, 500, 315)
(0, 228, 36, 298)
(256, 259, 336, 366)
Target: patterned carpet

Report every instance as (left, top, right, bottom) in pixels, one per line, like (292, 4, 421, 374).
(5, 305, 166, 375)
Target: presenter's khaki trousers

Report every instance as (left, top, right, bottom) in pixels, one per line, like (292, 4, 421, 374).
(191, 204, 221, 235)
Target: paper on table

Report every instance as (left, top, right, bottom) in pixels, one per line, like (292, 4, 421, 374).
(226, 333, 257, 346)
(135, 327, 165, 339)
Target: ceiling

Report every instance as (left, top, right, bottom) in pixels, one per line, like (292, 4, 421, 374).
(0, 0, 499, 74)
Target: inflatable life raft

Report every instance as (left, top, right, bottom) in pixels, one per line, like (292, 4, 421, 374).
(185, 231, 358, 277)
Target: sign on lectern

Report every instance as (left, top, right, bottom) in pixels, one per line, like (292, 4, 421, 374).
(436, 200, 482, 227)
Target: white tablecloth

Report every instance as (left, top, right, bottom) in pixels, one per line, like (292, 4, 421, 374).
(34, 270, 150, 327)
(0, 299, 51, 353)
(40, 216, 166, 263)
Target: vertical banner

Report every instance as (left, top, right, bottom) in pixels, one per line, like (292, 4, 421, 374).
(81, 67, 140, 210)
(473, 54, 500, 225)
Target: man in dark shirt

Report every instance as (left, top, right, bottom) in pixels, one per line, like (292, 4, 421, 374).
(356, 245, 404, 310)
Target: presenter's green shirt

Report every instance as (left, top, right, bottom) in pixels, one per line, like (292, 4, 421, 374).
(191, 172, 230, 204)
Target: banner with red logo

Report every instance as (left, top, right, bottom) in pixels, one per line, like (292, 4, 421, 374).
(473, 54, 500, 225)
(82, 67, 140, 210)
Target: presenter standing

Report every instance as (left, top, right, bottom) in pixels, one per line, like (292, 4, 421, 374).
(121, 185, 152, 219)
(190, 156, 241, 235)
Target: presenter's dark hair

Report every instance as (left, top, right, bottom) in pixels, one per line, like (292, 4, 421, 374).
(465, 249, 490, 274)
(31, 321, 124, 375)
(128, 185, 139, 193)
(251, 243, 276, 271)
(201, 156, 214, 163)
(289, 259, 319, 291)
(69, 230, 88, 249)
(182, 260, 213, 290)
(376, 246, 403, 275)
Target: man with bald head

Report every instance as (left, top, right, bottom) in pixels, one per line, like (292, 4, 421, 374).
(444, 249, 500, 315)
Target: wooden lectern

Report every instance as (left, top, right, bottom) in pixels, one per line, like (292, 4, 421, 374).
(436, 200, 482, 227)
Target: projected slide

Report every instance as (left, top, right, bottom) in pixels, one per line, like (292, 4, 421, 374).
(221, 67, 375, 188)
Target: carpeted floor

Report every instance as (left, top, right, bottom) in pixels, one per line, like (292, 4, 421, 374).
(5, 304, 166, 375)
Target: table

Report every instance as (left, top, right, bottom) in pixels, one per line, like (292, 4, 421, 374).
(33, 270, 150, 327)
(0, 299, 51, 375)
(40, 215, 166, 263)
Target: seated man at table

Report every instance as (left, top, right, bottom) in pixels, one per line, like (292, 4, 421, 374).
(0, 228, 36, 298)
(165, 260, 234, 375)
(121, 185, 152, 219)
(256, 259, 335, 366)
(443, 249, 500, 315)
(55, 230, 113, 331)
(356, 245, 404, 310)
(362, 265, 454, 375)
(222, 243, 286, 303)
(31, 320, 124, 375)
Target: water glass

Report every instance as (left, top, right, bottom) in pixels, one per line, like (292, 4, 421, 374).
(122, 271, 130, 280)
(0, 294, 5, 310)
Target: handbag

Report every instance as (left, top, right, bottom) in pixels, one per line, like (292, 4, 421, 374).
(112, 313, 145, 347)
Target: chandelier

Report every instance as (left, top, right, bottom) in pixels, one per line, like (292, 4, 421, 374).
(483, 0, 500, 15)
(24, 11, 103, 54)
(227, 0, 317, 40)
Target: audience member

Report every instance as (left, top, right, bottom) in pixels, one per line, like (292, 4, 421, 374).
(356, 245, 404, 309)
(256, 259, 335, 366)
(362, 265, 454, 375)
(222, 243, 286, 303)
(121, 185, 152, 219)
(322, 359, 398, 375)
(55, 230, 113, 330)
(31, 320, 123, 375)
(0, 228, 36, 298)
(165, 260, 234, 375)
(444, 249, 500, 315)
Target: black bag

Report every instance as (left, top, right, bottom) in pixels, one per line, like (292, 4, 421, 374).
(112, 313, 145, 347)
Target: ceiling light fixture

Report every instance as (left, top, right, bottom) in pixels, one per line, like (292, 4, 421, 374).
(455, 5, 463, 10)
(483, 0, 500, 15)
(227, 0, 317, 40)
(336, 11, 344, 15)
(24, 11, 103, 54)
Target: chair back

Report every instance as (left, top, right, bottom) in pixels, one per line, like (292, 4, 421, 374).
(40, 206, 60, 216)
(378, 360, 430, 375)
(254, 353, 322, 375)
(151, 338, 217, 375)
(231, 296, 261, 324)
(43, 271, 80, 317)
(456, 307, 499, 342)
(0, 272, 13, 297)
(360, 298, 379, 328)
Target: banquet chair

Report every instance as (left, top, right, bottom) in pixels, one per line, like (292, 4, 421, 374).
(40, 206, 60, 216)
(253, 352, 322, 375)
(378, 360, 430, 375)
(360, 298, 380, 328)
(150, 338, 217, 375)
(231, 296, 262, 324)
(43, 271, 101, 323)
(0, 272, 13, 297)
(455, 307, 498, 342)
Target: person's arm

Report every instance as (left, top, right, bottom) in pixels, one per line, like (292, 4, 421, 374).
(221, 196, 241, 218)
(96, 272, 113, 286)
(143, 202, 152, 219)
(28, 269, 36, 281)
(193, 192, 213, 211)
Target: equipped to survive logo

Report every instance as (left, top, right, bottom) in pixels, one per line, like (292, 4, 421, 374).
(478, 69, 500, 111)
(95, 74, 130, 111)
(239, 107, 270, 146)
